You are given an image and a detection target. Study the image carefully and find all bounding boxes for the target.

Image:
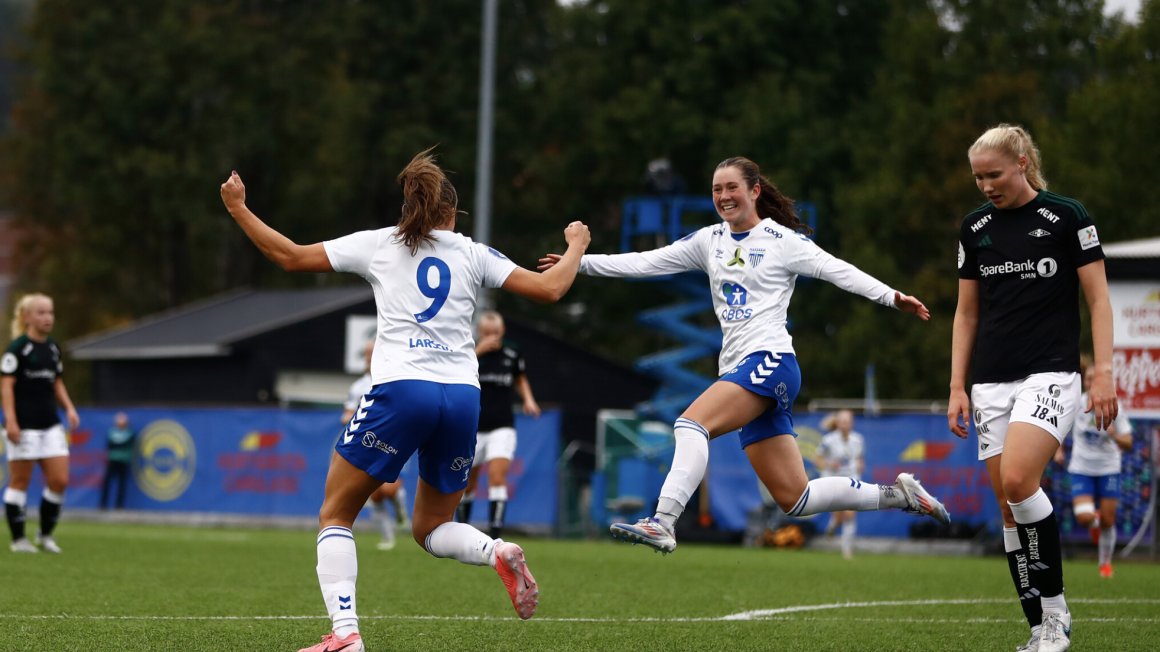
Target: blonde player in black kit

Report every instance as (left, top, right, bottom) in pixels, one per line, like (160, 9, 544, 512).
(948, 124, 1117, 652)
(456, 311, 540, 538)
(2, 293, 80, 554)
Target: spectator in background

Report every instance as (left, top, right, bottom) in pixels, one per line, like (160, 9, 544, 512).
(2, 293, 80, 554)
(100, 412, 135, 510)
(343, 340, 410, 551)
(456, 311, 540, 538)
(816, 409, 865, 560)
(1054, 355, 1133, 579)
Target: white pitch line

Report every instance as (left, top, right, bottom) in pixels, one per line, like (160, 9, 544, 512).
(5, 598, 1158, 624)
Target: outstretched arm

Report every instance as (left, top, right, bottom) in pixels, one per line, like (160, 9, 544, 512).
(809, 254, 930, 320)
(220, 171, 332, 273)
(539, 233, 703, 278)
(502, 221, 591, 303)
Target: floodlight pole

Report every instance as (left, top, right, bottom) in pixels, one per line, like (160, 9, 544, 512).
(474, 0, 498, 310)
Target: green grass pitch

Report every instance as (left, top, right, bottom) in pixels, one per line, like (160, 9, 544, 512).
(1, 522, 1157, 650)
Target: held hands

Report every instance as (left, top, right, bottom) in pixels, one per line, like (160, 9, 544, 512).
(537, 253, 562, 271)
(894, 292, 931, 321)
(220, 170, 246, 212)
(947, 388, 971, 439)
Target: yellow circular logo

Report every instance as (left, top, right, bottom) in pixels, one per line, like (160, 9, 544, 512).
(133, 419, 196, 502)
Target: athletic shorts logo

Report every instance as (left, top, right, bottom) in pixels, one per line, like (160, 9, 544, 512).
(1048, 384, 1061, 398)
(133, 419, 196, 502)
(450, 456, 473, 472)
(974, 408, 983, 423)
(360, 431, 398, 455)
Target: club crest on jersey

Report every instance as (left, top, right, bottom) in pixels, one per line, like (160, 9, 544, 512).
(748, 248, 766, 267)
(1028, 229, 1050, 238)
(726, 247, 746, 267)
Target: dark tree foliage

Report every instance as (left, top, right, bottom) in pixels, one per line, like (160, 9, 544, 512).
(1, 0, 1155, 400)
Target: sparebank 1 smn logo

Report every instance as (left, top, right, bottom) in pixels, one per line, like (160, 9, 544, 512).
(133, 419, 197, 502)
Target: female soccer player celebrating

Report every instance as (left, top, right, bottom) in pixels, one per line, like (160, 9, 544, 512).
(222, 148, 590, 652)
(542, 156, 949, 553)
(948, 124, 1117, 652)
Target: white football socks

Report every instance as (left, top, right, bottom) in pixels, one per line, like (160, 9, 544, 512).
(1098, 525, 1116, 566)
(654, 418, 710, 529)
(424, 521, 497, 567)
(316, 526, 359, 638)
(788, 477, 882, 516)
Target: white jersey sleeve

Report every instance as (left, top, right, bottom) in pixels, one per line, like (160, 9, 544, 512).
(580, 230, 707, 277)
(324, 230, 383, 278)
(784, 236, 897, 308)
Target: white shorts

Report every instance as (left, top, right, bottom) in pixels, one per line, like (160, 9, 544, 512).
(4, 423, 70, 461)
(971, 372, 1080, 461)
(473, 427, 517, 467)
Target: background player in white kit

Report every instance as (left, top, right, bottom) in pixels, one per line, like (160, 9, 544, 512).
(343, 340, 410, 551)
(542, 156, 949, 558)
(816, 409, 865, 559)
(222, 148, 590, 652)
(1054, 357, 1133, 579)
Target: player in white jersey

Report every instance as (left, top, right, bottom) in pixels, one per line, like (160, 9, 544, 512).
(221, 148, 590, 652)
(1054, 361, 1132, 579)
(816, 410, 865, 559)
(541, 156, 949, 558)
(342, 341, 410, 551)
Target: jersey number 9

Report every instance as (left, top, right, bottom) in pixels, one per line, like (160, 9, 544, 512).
(414, 257, 452, 323)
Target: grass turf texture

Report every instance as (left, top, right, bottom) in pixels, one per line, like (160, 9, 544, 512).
(1, 522, 1157, 651)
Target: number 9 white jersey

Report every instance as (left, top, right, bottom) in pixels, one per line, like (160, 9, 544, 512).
(325, 227, 518, 387)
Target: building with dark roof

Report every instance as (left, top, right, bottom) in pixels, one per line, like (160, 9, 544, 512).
(67, 287, 658, 469)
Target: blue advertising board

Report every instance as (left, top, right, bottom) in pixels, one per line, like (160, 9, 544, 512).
(1, 407, 559, 529)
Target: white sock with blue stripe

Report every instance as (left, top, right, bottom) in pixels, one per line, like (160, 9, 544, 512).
(654, 417, 710, 529)
(424, 521, 498, 567)
(786, 477, 887, 517)
(316, 526, 359, 638)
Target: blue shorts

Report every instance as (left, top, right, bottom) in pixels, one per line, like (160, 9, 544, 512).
(1069, 473, 1120, 502)
(336, 380, 481, 494)
(719, 351, 801, 448)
